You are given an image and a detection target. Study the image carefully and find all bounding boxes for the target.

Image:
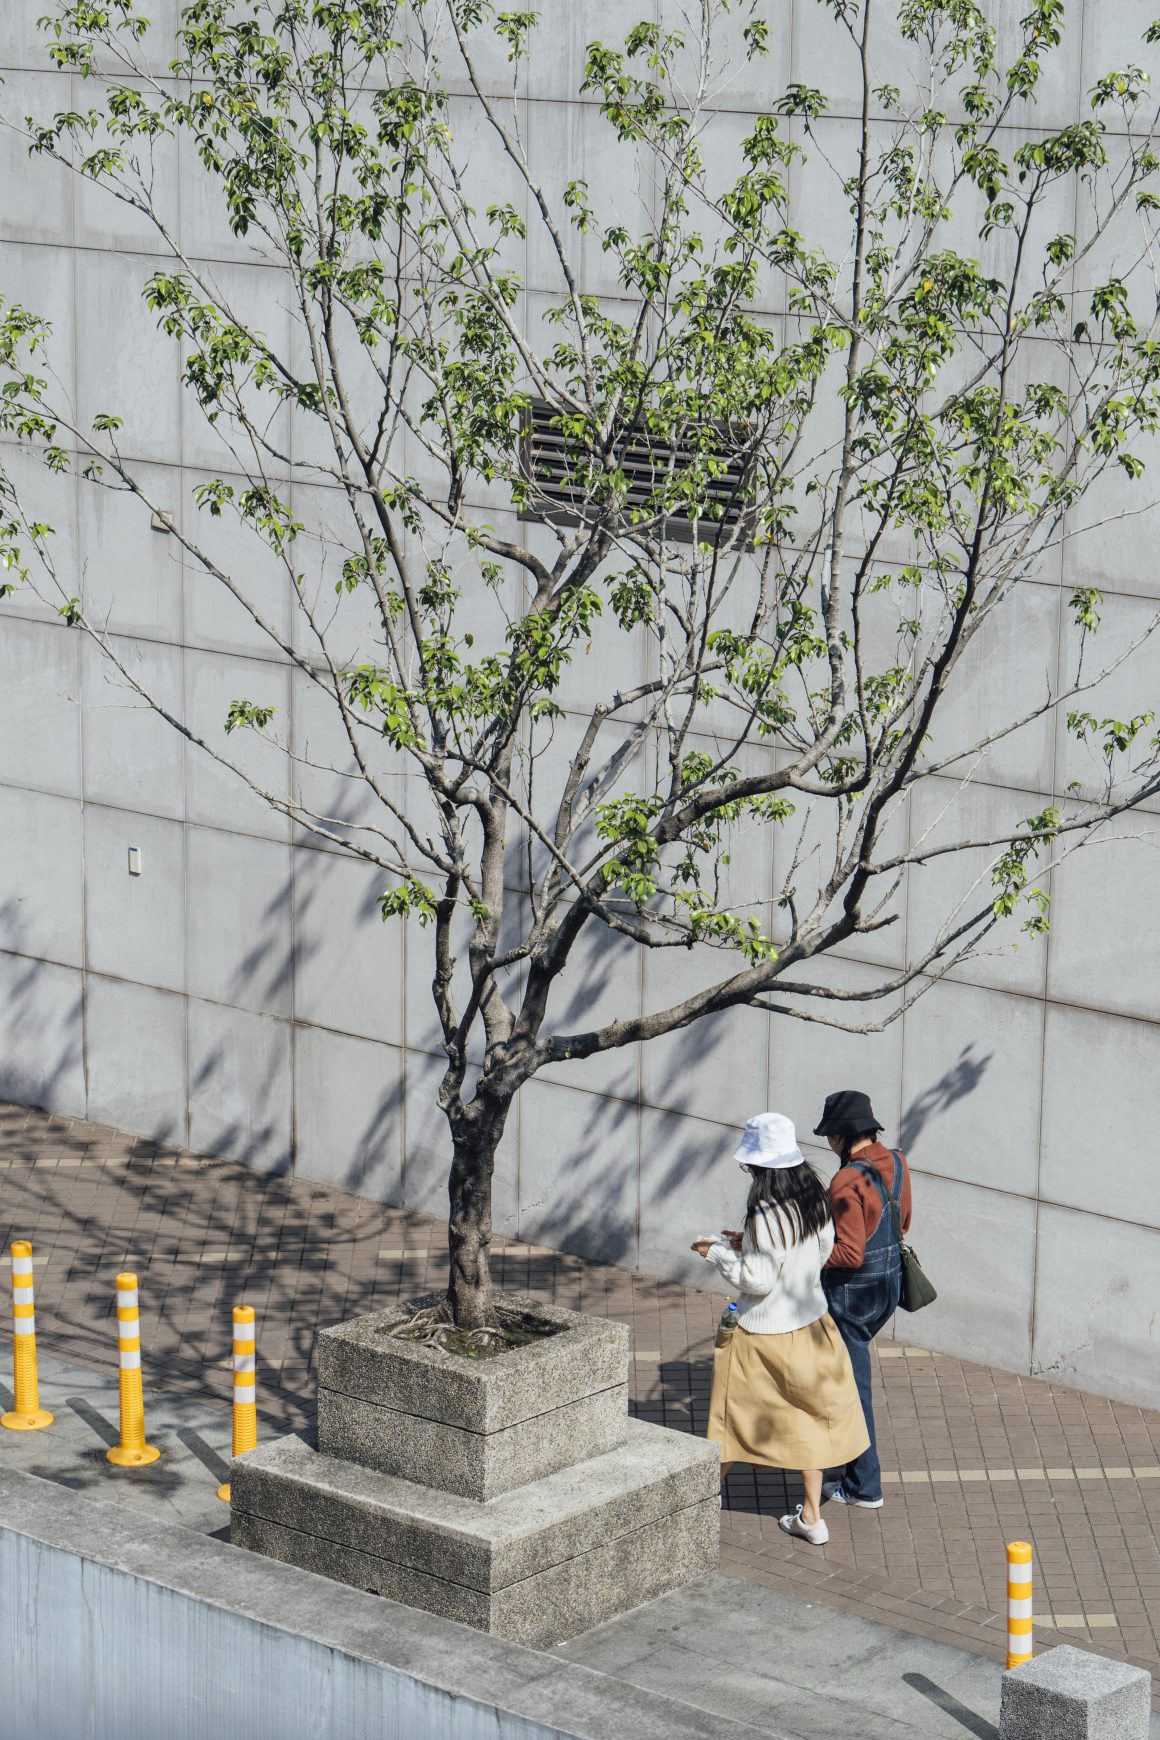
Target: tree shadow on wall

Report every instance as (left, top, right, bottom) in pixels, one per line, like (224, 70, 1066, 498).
(341, 1075, 406, 1200)
(224, 871, 306, 1021)
(190, 861, 319, 1176)
(516, 1009, 746, 1277)
(509, 1077, 642, 1270)
(0, 903, 85, 1117)
(900, 1042, 992, 1152)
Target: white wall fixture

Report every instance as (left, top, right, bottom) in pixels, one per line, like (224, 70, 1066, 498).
(127, 846, 142, 877)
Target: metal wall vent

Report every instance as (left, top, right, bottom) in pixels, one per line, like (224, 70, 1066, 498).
(519, 398, 755, 545)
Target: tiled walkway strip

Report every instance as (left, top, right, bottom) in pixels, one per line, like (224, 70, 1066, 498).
(2, 1100, 1160, 1704)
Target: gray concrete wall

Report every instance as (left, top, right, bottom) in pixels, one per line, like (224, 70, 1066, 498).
(0, 1466, 755, 1740)
(2, 3, 1160, 1407)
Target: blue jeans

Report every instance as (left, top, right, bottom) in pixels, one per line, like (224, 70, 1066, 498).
(824, 1264, 901, 1502)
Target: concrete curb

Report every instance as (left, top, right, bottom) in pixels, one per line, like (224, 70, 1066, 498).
(0, 1466, 771, 1740)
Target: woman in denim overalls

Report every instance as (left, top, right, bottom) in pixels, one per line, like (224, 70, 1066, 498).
(814, 1089, 911, 1510)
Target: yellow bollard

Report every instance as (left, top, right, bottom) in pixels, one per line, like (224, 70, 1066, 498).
(1, 1241, 53, 1431)
(106, 1272, 160, 1467)
(1007, 1540, 1033, 1668)
(217, 1304, 257, 1503)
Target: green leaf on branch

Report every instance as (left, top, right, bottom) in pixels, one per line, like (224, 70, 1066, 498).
(223, 699, 276, 734)
(380, 880, 437, 926)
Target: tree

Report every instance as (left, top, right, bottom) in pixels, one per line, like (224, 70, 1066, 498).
(3, 0, 1160, 1336)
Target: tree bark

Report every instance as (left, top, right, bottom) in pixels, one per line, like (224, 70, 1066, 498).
(446, 1103, 506, 1329)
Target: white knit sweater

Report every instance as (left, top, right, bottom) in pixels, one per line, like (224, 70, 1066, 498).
(706, 1209, 835, 1335)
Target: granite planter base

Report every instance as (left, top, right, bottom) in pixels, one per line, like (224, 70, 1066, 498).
(232, 1419, 719, 1646)
(316, 1292, 630, 1500)
(232, 1290, 720, 1643)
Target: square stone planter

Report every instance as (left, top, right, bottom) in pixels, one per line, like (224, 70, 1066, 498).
(232, 1289, 719, 1644)
(232, 1418, 719, 1647)
(316, 1292, 629, 1501)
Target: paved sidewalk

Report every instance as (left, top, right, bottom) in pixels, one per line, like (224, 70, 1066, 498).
(0, 1349, 233, 1537)
(563, 1574, 1160, 1740)
(2, 1099, 1160, 1702)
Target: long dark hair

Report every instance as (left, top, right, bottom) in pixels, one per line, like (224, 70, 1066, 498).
(745, 1162, 832, 1246)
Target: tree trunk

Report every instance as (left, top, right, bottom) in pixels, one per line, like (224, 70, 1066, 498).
(446, 1106, 505, 1329)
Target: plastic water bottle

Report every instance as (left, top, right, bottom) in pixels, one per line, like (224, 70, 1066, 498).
(719, 1301, 739, 1331)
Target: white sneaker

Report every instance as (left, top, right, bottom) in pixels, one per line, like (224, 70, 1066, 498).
(822, 1482, 884, 1510)
(778, 1504, 829, 1546)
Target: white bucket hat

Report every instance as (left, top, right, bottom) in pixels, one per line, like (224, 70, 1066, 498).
(734, 1112, 806, 1171)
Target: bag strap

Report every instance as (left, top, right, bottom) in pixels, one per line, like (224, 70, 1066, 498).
(887, 1150, 906, 1241)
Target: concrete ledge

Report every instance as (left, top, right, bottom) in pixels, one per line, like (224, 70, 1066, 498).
(0, 1466, 764, 1740)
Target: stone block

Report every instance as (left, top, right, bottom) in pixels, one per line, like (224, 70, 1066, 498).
(187, 1000, 293, 1174)
(0, 73, 76, 243)
(84, 806, 186, 994)
(293, 848, 404, 1045)
(82, 636, 185, 814)
(878, 1173, 1035, 1371)
(900, 976, 1043, 1198)
(86, 978, 187, 1146)
(293, 1025, 403, 1201)
(317, 1380, 628, 1502)
(0, 617, 81, 798)
(231, 1418, 720, 1648)
(0, 959, 85, 1118)
(186, 826, 294, 1016)
(1000, 1646, 1151, 1740)
(315, 1292, 629, 1500)
(183, 647, 291, 842)
(1032, 1205, 1160, 1409)
(0, 787, 83, 968)
(75, 250, 182, 466)
(318, 1293, 628, 1432)
(516, 1080, 639, 1269)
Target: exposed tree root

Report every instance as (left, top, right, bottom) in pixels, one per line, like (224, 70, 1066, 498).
(389, 1296, 508, 1358)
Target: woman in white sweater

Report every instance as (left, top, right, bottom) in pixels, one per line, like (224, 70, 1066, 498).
(692, 1112, 869, 1545)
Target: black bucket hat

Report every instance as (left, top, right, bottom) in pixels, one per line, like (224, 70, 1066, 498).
(813, 1089, 883, 1139)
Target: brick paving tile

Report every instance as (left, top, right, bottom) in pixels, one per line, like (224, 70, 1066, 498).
(2, 1098, 1160, 1703)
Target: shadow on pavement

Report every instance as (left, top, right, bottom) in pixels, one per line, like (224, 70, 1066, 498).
(66, 1394, 118, 1447)
(903, 1672, 998, 1740)
(176, 1426, 230, 1483)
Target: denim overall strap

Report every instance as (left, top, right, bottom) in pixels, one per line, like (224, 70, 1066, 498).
(847, 1153, 902, 1277)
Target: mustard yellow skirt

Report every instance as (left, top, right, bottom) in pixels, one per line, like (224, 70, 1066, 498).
(707, 1315, 870, 1470)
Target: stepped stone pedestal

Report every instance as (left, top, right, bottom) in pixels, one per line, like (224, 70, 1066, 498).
(231, 1292, 719, 1647)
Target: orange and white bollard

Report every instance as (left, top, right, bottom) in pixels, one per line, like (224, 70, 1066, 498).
(217, 1304, 257, 1502)
(1, 1241, 53, 1431)
(1007, 1540, 1033, 1668)
(106, 1272, 160, 1467)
